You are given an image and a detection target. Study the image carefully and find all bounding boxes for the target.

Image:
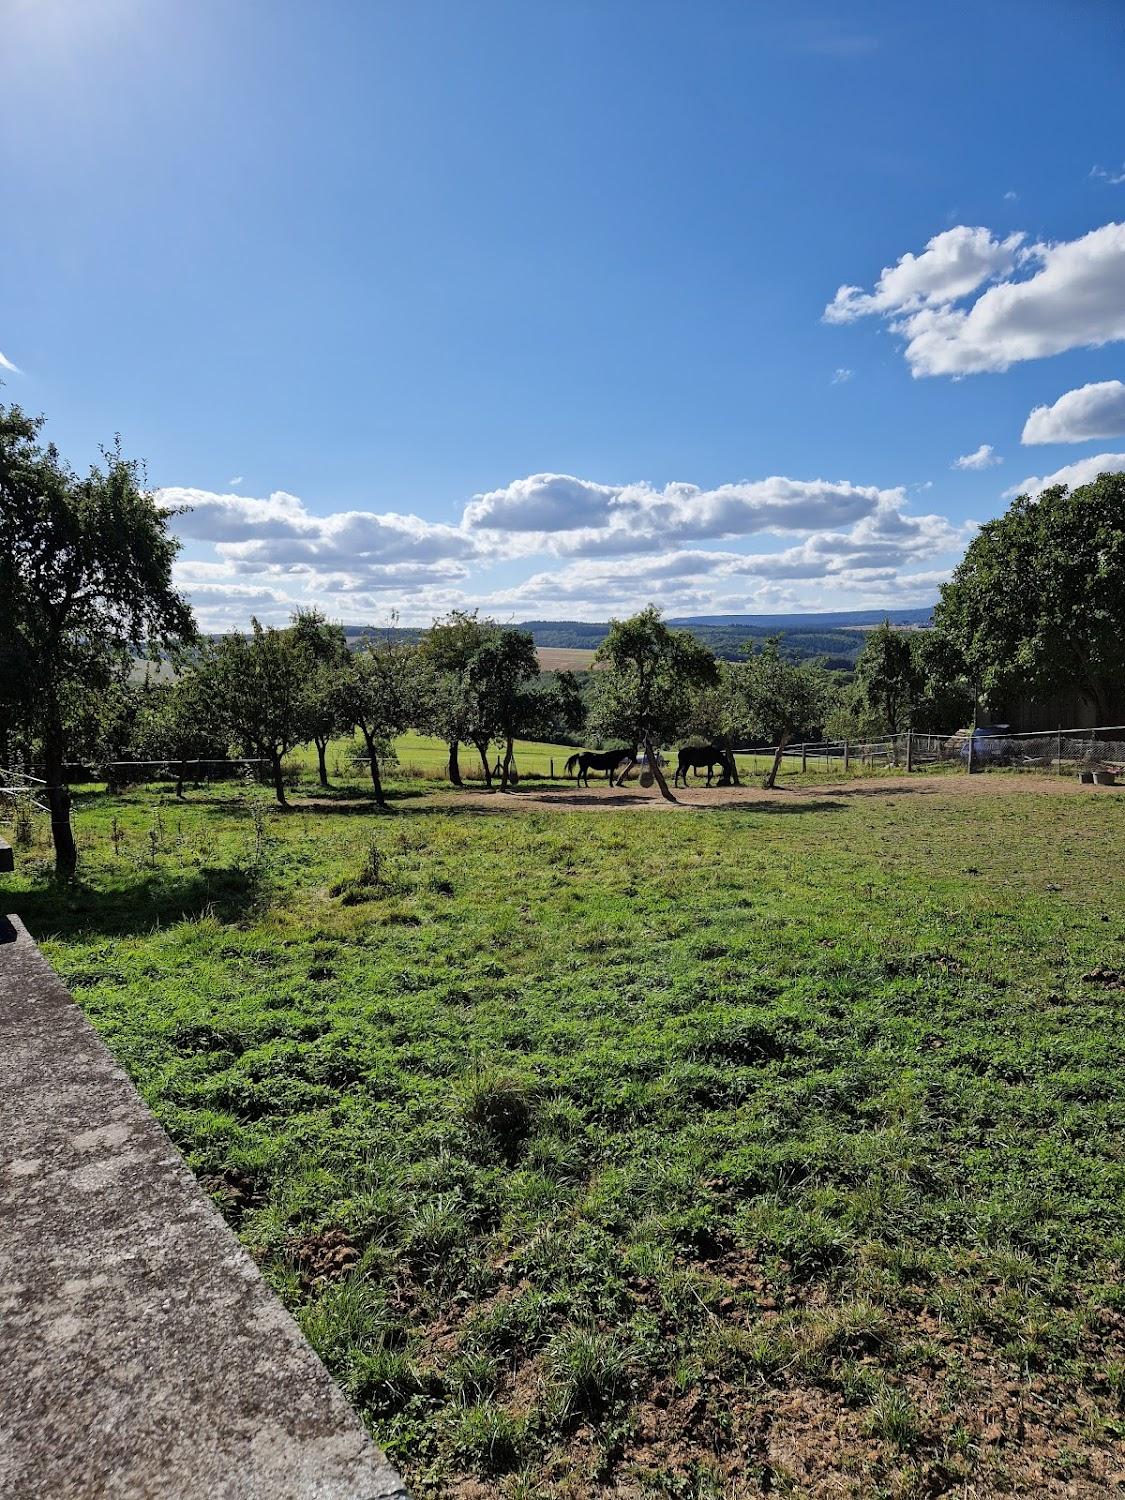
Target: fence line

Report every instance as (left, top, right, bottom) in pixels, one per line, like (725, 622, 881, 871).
(774, 723, 1125, 778)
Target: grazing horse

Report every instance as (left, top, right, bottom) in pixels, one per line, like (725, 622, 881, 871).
(564, 746, 637, 787)
(673, 745, 736, 787)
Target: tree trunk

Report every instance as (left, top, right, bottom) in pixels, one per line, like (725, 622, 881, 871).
(643, 738, 675, 802)
(448, 739, 463, 787)
(363, 729, 386, 806)
(315, 736, 330, 788)
(764, 734, 790, 790)
(43, 716, 77, 877)
(270, 749, 288, 807)
(1086, 680, 1110, 725)
(500, 734, 515, 789)
(474, 737, 493, 788)
(725, 748, 741, 786)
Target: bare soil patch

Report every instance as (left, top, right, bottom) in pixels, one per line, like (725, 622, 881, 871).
(420, 771, 1119, 814)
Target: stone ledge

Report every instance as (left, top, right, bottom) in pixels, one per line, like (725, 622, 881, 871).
(0, 914, 410, 1500)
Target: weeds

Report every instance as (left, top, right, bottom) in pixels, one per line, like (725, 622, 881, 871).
(547, 1326, 634, 1424)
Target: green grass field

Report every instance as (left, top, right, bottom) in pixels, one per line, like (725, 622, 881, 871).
(6, 764, 1125, 1497)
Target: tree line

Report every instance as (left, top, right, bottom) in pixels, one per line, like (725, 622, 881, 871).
(4, 400, 1124, 874)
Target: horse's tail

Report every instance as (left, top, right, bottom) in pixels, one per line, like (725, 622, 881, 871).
(564, 753, 580, 777)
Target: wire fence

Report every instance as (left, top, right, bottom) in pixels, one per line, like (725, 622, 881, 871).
(778, 725, 1125, 780)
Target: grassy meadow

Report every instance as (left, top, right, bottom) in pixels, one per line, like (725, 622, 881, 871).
(5, 755, 1125, 1497)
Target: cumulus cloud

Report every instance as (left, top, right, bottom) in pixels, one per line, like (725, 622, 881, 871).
(160, 485, 475, 567)
(485, 497, 971, 617)
(0, 350, 21, 373)
(826, 220, 1125, 377)
(1004, 452, 1125, 500)
(952, 444, 1002, 471)
(1022, 380, 1125, 444)
(228, 475, 243, 486)
(464, 472, 903, 557)
(823, 227, 1024, 325)
(163, 472, 974, 628)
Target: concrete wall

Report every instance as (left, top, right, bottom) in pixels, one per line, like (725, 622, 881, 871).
(0, 914, 410, 1500)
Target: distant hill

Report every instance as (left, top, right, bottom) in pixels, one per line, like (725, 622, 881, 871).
(328, 608, 933, 670)
(668, 608, 933, 629)
(518, 611, 933, 668)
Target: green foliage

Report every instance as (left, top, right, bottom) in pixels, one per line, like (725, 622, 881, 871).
(197, 618, 329, 804)
(339, 631, 429, 803)
(718, 637, 829, 786)
(590, 608, 718, 798)
(546, 1326, 634, 1423)
(0, 403, 194, 870)
(853, 621, 920, 735)
(935, 470, 1125, 720)
(451, 1402, 525, 1474)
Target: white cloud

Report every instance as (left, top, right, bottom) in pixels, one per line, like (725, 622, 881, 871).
(831, 367, 854, 384)
(0, 350, 21, 374)
(1004, 452, 1125, 500)
(1004, 190, 1019, 202)
(952, 444, 1002, 471)
(1091, 164, 1125, 186)
(163, 472, 975, 627)
(827, 220, 1125, 377)
(823, 226, 1024, 325)
(464, 471, 903, 556)
(1022, 380, 1125, 444)
(484, 497, 971, 617)
(228, 475, 243, 486)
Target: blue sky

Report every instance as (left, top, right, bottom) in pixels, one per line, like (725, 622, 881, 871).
(3, 0, 1125, 626)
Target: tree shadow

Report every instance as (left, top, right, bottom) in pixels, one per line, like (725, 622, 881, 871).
(283, 789, 431, 813)
(9, 864, 262, 942)
(396, 787, 847, 816)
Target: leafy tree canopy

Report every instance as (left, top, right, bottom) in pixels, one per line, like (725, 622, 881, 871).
(0, 403, 194, 871)
(934, 472, 1125, 721)
(590, 607, 718, 799)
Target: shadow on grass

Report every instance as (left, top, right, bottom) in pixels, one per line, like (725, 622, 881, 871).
(10, 864, 261, 941)
(396, 787, 848, 816)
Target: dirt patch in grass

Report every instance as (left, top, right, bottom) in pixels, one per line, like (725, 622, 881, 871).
(421, 770, 1120, 814)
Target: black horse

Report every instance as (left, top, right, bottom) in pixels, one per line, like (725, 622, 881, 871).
(564, 746, 637, 787)
(673, 745, 737, 787)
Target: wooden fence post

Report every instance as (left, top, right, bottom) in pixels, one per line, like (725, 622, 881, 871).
(1055, 729, 1061, 776)
(906, 730, 913, 773)
(801, 743, 807, 773)
(844, 740, 850, 771)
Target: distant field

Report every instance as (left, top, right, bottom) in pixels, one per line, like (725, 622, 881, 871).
(7, 767, 1125, 1496)
(536, 645, 598, 672)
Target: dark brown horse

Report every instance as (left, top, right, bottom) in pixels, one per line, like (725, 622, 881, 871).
(673, 745, 736, 787)
(564, 746, 637, 787)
